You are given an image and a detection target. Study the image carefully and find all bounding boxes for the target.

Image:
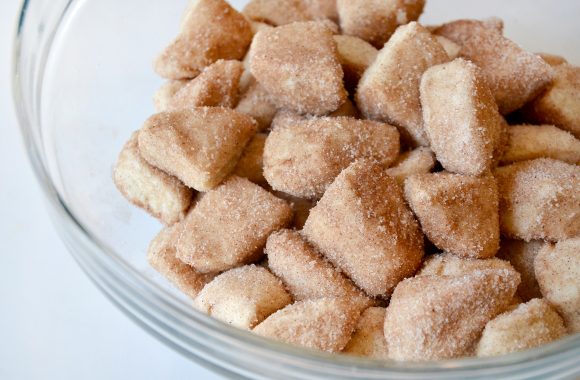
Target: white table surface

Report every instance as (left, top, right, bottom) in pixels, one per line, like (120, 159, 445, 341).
(0, 1, 220, 379)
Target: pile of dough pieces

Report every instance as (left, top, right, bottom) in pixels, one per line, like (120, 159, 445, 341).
(114, 0, 580, 361)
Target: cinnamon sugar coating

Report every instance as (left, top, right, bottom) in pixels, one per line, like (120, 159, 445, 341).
(434, 36, 461, 59)
(420, 58, 507, 175)
(264, 117, 400, 199)
(250, 21, 347, 115)
(194, 265, 292, 329)
(386, 147, 436, 186)
(154, 0, 253, 79)
(333, 35, 378, 93)
(235, 78, 277, 131)
(418, 253, 518, 278)
(434, 19, 554, 114)
(243, 0, 310, 26)
(154, 80, 188, 112)
(176, 176, 293, 273)
(303, 160, 424, 297)
(356, 22, 449, 147)
(497, 240, 545, 302)
(113, 132, 193, 225)
(273, 192, 316, 229)
(404, 172, 500, 259)
(495, 158, 579, 242)
(343, 307, 389, 359)
(233, 133, 267, 186)
(253, 297, 361, 353)
(138, 108, 257, 192)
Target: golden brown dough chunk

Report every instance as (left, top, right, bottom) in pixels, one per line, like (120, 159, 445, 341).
(535, 238, 580, 333)
(243, 0, 310, 26)
(253, 297, 361, 352)
(194, 265, 292, 329)
(497, 240, 545, 302)
(404, 173, 500, 259)
(154, 80, 188, 112)
(434, 36, 461, 59)
(176, 176, 293, 273)
(273, 192, 316, 229)
(521, 63, 580, 138)
(384, 270, 520, 361)
(148, 224, 215, 299)
(421, 59, 507, 175)
(495, 159, 580, 242)
(167, 60, 244, 110)
(250, 22, 347, 115)
(343, 307, 389, 359)
(434, 20, 554, 115)
(417, 253, 517, 278)
(537, 53, 567, 67)
(302, 0, 338, 21)
(138, 108, 257, 192)
(386, 147, 436, 186)
(233, 133, 267, 186)
(264, 117, 400, 199)
(235, 79, 277, 131)
(333, 35, 378, 92)
(266, 230, 371, 306)
(330, 98, 359, 118)
(356, 22, 449, 147)
(154, 0, 253, 79)
(113, 132, 193, 225)
(337, 0, 426, 48)
(477, 299, 567, 357)
(303, 160, 424, 297)
(501, 125, 580, 165)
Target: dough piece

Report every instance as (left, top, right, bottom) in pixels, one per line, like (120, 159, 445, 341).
(384, 270, 520, 361)
(250, 21, 347, 115)
(113, 132, 193, 225)
(194, 265, 292, 329)
(233, 133, 268, 186)
(303, 160, 424, 297)
(147, 224, 215, 299)
(264, 117, 400, 199)
(404, 172, 500, 259)
(434, 19, 554, 114)
(253, 297, 361, 352)
(535, 238, 580, 333)
(333, 35, 378, 92)
(420, 58, 507, 175)
(537, 53, 567, 67)
(154, 80, 188, 112)
(138, 108, 257, 191)
(343, 307, 389, 359)
(495, 158, 579, 241)
(435, 36, 461, 59)
(417, 253, 517, 278)
(356, 22, 449, 147)
(235, 79, 277, 131)
(154, 0, 253, 79)
(273, 192, 316, 229)
(266, 230, 371, 306)
(176, 176, 293, 273)
(477, 299, 567, 357)
(243, 0, 310, 26)
(167, 60, 244, 110)
(386, 147, 436, 186)
(501, 124, 580, 165)
(497, 240, 545, 301)
(302, 0, 338, 21)
(337, 0, 426, 48)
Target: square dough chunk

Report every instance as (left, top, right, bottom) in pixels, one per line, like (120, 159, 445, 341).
(138, 108, 257, 192)
(232, 133, 268, 186)
(343, 307, 389, 359)
(176, 176, 293, 273)
(333, 35, 378, 93)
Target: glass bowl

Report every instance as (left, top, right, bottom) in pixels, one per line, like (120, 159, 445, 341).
(12, 0, 580, 378)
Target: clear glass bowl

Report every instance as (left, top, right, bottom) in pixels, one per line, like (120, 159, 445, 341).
(12, 0, 580, 378)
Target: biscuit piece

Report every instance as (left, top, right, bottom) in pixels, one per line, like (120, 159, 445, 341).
(176, 176, 293, 273)
(356, 22, 449, 147)
(421, 59, 507, 175)
(154, 0, 253, 79)
(537, 53, 567, 67)
(148, 224, 215, 299)
(384, 270, 520, 361)
(194, 265, 292, 329)
(501, 125, 580, 165)
(266, 230, 371, 306)
(243, 0, 310, 26)
(233, 133, 267, 186)
(386, 147, 436, 186)
(477, 299, 567, 357)
(495, 159, 580, 241)
(138, 108, 257, 192)
(167, 60, 244, 110)
(435, 36, 461, 59)
(253, 297, 361, 352)
(273, 192, 316, 229)
(535, 238, 580, 333)
(404, 173, 500, 259)
(521, 63, 580, 138)
(154, 80, 188, 112)
(337, 0, 426, 48)
(264, 117, 400, 199)
(250, 22, 347, 115)
(113, 132, 193, 225)
(333, 35, 378, 92)
(417, 253, 517, 278)
(497, 240, 545, 302)
(434, 20, 554, 114)
(303, 160, 424, 297)
(235, 79, 277, 131)
(343, 307, 389, 359)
